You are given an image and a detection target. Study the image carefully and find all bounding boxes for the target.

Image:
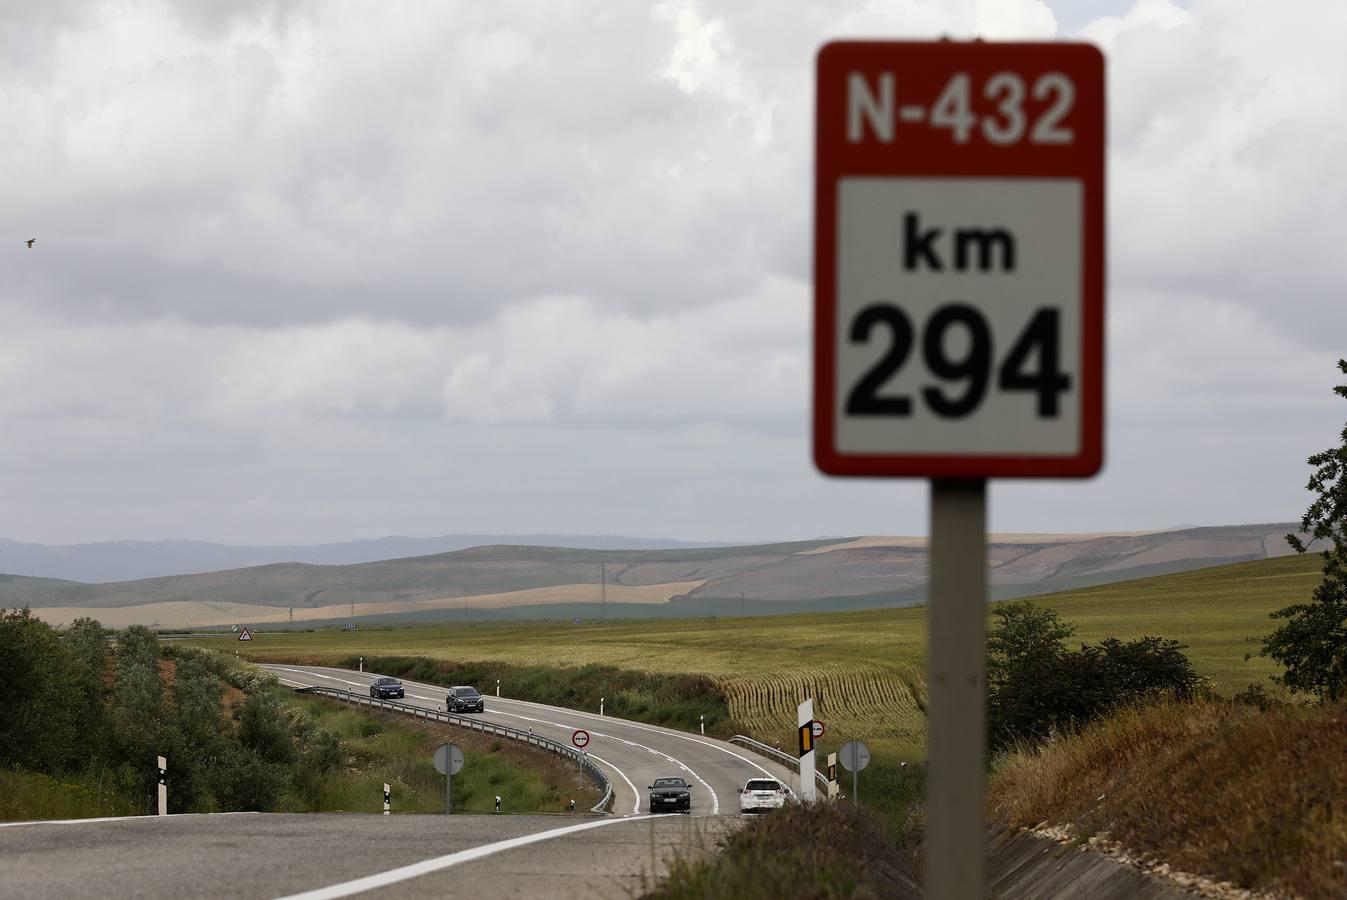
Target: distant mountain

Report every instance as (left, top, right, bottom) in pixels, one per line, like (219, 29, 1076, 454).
(5, 523, 1304, 629)
(0, 534, 732, 583)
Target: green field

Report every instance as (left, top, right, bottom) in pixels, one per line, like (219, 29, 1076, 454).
(205, 554, 1322, 762)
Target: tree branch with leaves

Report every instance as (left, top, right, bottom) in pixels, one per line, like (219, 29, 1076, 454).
(1262, 359, 1347, 701)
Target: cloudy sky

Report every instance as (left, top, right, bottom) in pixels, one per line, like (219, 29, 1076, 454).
(2, 0, 1343, 546)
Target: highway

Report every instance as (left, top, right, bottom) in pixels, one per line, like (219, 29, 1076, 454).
(0, 664, 796, 899)
(0, 812, 734, 899)
(262, 663, 798, 818)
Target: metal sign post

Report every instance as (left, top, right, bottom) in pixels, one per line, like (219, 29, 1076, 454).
(928, 480, 987, 895)
(433, 743, 464, 815)
(839, 740, 870, 808)
(813, 39, 1105, 900)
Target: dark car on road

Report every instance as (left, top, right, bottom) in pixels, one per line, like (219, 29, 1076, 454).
(647, 776, 692, 813)
(447, 685, 485, 713)
(369, 676, 404, 700)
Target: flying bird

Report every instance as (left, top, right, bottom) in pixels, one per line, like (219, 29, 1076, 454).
(25, 238, 35, 248)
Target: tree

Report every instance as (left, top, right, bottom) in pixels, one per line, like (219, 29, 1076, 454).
(986, 602, 1083, 748)
(986, 602, 1202, 750)
(115, 625, 160, 674)
(0, 609, 81, 771)
(1262, 358, 1347, 701)
(63, 617, 112, 757)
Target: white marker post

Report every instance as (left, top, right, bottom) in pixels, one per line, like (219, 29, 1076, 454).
(699, 714, 705, 735)
(797, 698, 816, 801)
(156, 755, 167, 816)
(496, 679, 500, 697)
(383, 783, 391, 816)
(813, 40, 1105, 900)
(599, 697, 604, 716)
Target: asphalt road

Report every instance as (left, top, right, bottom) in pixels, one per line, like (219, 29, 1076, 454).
(0, 812, 734, 900)
(262, 663, 797, 818)
(0, 666, 784, 900)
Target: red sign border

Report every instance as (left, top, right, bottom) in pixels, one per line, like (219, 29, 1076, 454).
(571, 729, 591, 749)
(811, 719, 826, 739)
(813, 40, 1105, 479)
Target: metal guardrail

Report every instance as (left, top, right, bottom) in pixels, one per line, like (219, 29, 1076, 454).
(296, 686, 613, 814)
(730, 735, 832, 793)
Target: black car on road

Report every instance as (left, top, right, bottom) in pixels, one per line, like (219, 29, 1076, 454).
(369, 676, 404, 700)
(447, 685, 485, 713)
(648, 776, 692, 813)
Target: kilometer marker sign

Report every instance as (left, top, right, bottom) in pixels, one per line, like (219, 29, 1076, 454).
(811, 40, 1105, 900)
(814, 41, 1104, 478)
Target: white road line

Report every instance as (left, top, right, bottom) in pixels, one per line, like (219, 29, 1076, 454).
(587, 752, 640, 816)
(271, 816, 677, 900)
(0, 812, 257, 829)
(264, 665, 655, 814)
(289, 663, 780, 780)
(490, 694, 780, 779)
(474, 707, 719, 816)
(266, 665, 746, 816)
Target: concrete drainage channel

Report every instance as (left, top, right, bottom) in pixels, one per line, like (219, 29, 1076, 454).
(294, 686, 614, 814)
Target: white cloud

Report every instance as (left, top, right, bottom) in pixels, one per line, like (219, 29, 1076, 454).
(0, 0, 1343, 546)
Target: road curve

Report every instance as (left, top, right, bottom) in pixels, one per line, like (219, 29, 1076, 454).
(0, 812, 733, 900)
(263, 663, 796, 818)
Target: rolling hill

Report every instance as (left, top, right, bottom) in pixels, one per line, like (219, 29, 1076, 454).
(0, 533, 731, 583)
(4, 523, 1301, 629)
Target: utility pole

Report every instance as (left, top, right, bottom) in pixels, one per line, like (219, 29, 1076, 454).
(288, 607, 293, 627)
(600, 564, 607, 621)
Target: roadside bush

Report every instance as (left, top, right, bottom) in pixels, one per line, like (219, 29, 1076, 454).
(340, 655, 733, 735)
(207, 746, 289, 812)
(237, 692, 297, 766)
(987, 601, 1202, 750)
(115, 625, 161, 674)
(645, 801, 919, 900)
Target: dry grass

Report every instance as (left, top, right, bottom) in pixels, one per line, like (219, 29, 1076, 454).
(988, 699, 1347, 898)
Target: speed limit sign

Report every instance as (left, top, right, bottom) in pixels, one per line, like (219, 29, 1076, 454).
(813, 41, 1104, 478)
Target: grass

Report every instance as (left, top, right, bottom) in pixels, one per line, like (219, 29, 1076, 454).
(987, 698, 1347, 899)
(334, 656, 733, 737)
(200, 554, 1320, 762)
(643, 801, 920, 900)
(0, 769, 139, 821)
(279, 695, 599, 814)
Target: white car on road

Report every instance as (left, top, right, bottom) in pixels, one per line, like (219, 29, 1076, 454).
(738, 777, 793, 814)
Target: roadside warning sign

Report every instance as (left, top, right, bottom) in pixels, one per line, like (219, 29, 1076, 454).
(237, 627, 253, 641)
(571, 729, 590, 749)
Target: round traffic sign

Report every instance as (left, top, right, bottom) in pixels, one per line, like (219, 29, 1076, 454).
(811, 720, 826, 739)
(839, 740, 871, 773)
(571, 729, 590, 749)
(433, 742, 464, 775)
